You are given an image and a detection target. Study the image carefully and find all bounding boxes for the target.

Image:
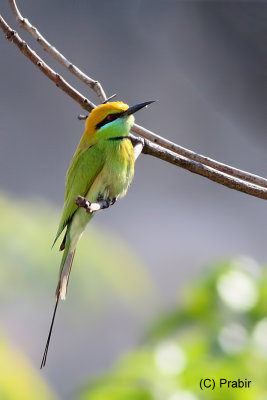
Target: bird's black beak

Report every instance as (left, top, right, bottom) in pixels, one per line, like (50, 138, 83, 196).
(121, 101, 155, 117)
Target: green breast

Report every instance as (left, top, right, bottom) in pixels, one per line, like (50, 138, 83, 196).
(104, 138, 135, 199)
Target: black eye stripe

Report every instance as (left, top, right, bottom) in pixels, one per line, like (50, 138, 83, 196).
(96, 112, 123, 130)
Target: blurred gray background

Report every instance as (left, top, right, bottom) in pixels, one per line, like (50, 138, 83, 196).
(1, 0, 267, 398)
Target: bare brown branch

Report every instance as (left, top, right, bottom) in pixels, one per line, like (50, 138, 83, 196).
(8, 0, 267, 190)
(0, 14, 95, 111)
(8, 0, 107, 102)
(1, 8, 267, 201)
(131, 124, 267, 189)
(142, 139, 267, 200)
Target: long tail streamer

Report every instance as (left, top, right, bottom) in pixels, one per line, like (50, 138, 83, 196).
(40, 294, 60, 369)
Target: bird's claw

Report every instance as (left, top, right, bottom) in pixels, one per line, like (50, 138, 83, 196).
(75, 195, 93, 214)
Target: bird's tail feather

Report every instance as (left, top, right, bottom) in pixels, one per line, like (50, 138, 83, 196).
(40, 293, 59, 369)
(40, 237, 77, 368)
(56, 248, 76, 300)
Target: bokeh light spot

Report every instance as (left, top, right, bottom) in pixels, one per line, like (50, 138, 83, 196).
(169, 390, 198, 400)
(217, 269, 258, 311)
(253, 318, 267, 356)
(155, 341, 186, 376)
(218, 323, 248, 354)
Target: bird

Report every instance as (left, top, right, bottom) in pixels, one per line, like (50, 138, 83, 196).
(40, 100, 154, 368)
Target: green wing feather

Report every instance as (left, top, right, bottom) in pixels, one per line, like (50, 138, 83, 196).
(53, 144, 104, 246)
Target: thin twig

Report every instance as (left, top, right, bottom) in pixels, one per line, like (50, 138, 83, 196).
(1, 12, 267, 201)
(10, 0, 267, 190)
(0, 14, 95, 111)
(8, 0, 107, 102)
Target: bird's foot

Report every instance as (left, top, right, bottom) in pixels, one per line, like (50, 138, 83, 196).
(76, 195, 93, 214)
(76, 195, 117, 214)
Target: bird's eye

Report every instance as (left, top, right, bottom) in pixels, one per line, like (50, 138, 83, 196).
(106, 114, 117, 122)
(96, 112, 122, 130)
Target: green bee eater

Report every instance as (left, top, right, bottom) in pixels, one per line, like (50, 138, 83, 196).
(40, 100, 154, 368)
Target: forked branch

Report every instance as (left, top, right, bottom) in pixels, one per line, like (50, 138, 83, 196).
(1, 1, 267, 200)
(8, 0, 267, 191)
(0, 14, 95, 111)
(8, 0, 107, 102)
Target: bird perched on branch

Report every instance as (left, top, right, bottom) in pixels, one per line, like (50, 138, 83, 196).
(41, 100, 154, 368)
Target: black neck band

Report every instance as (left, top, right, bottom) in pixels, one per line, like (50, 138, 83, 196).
(107, 136, 130, 141)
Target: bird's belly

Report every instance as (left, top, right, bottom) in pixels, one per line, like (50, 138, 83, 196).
(69, 140, 134, 241)
(87, 139, 134, 202)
